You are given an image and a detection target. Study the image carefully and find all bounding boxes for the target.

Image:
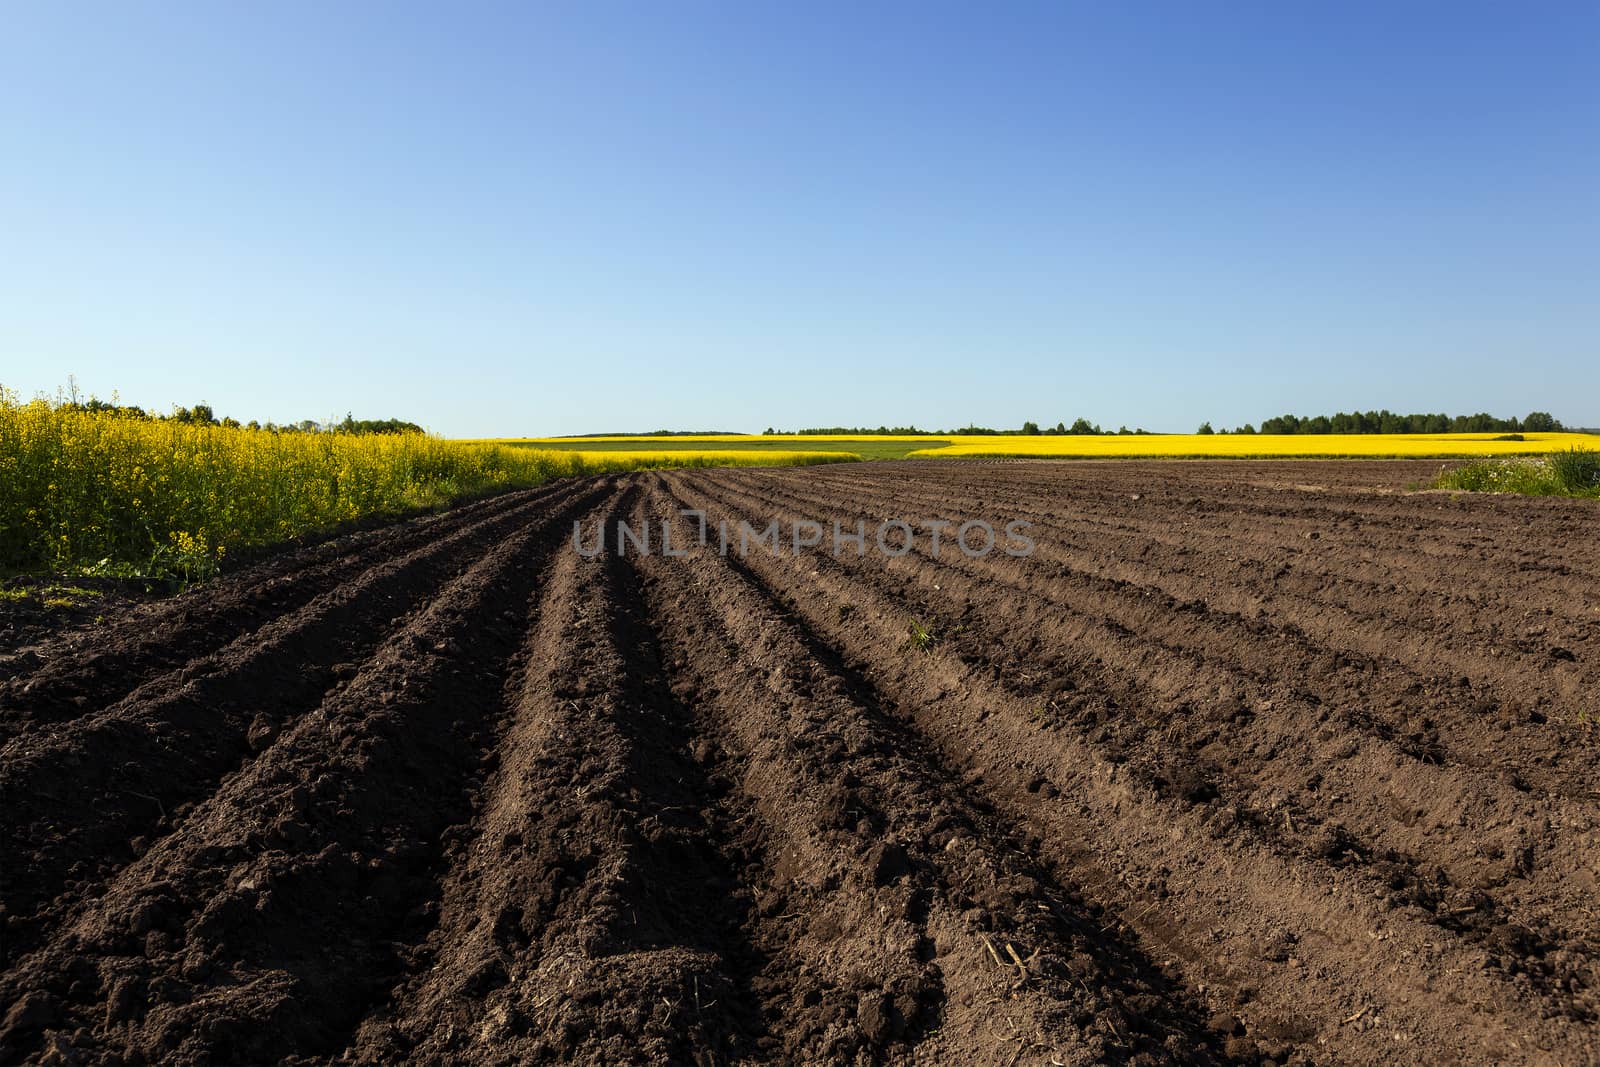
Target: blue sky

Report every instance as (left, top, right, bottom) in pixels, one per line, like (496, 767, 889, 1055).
(4, 2, 1596, 435)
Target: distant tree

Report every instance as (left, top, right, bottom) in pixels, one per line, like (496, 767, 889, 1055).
(332, 414, 425, 435)
(1054, 421, 1067, 434)
(173, 404, 218, 426)
(1196, 421, 1214, 435)
(1236, 423, 1256, 435)
(1068, 417, 1098, 435)
(1021, 420, 1040, 435)
(1523, 411, 1561, 432)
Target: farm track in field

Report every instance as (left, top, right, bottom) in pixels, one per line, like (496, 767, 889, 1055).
(1, 460, 1596, 1066)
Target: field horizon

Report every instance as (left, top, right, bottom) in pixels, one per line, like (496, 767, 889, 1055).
(488, 430, 1600, 462)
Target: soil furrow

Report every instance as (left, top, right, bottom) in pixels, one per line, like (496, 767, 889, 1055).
(718, 469, 1597, 716)
(0, 481, 609, 966)
(667, 468, 1596, 1065)
(707, 469, 1598, 795)
(631, 484, 1237, 1065)
(766, 461, 1600, 633)
(0, 483, 571, 735)
(0, 482, 587, 1065)
(2, 460, 1595, 1067)
(770, 464, 1600, 616)
(343, 483, 768, 1065)
(694, 470, 1600, 1011)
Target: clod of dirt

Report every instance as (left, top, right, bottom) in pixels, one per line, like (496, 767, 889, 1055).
(246, 713, 279, 751)
(129, 898, 171, 936)
(1260, 928, 1299, 963)
(2, 991, 60, 1037)
(868, 841, 911, 886)
(1225, 1034, 1262, 1059)
(1158, 758, 1219, 804)
(104, 977, 145, 1025)
(857, 990, 906, 1044)
(461, 957, 508, 996)
(1511, 843, 1536, 877)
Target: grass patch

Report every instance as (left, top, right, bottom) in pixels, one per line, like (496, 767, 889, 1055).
(1549, 448, 1600, 493)
(45, 584, 102, 599)
(904, 617, 938, 653)
(1434, 448, 1600, 498)
(0, 582, 107, 608)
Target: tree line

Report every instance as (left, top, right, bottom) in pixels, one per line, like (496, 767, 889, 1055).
(33, 381, 424, 435)
(770, 410, 1569, 437)
(66, 400, 424, 435)
(769, 420, 1155, 436)
(1206, 410, 1564, 436)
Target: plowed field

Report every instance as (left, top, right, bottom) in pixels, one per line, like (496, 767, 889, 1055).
(2, 461, 1597, 1066)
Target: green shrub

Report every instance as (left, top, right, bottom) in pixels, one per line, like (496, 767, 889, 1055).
(1550, 448, 1600, 493)
(1435, 448, 1600, 498)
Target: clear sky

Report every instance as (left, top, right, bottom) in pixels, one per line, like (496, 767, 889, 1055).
(4, 2, 1596, 436)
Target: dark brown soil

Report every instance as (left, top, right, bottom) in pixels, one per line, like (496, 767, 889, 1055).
(0, 578, 171, 659)
(1, 461, 1596, 1065)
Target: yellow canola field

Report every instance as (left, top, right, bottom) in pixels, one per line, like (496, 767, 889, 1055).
(908, 432, 1595, 458)
(521, 449, 858, 467)
(499, 435, 940, 444)
(6, 402, 860, 576)
(0, 401, 613, 574)
(497, 432, 1595, 459)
